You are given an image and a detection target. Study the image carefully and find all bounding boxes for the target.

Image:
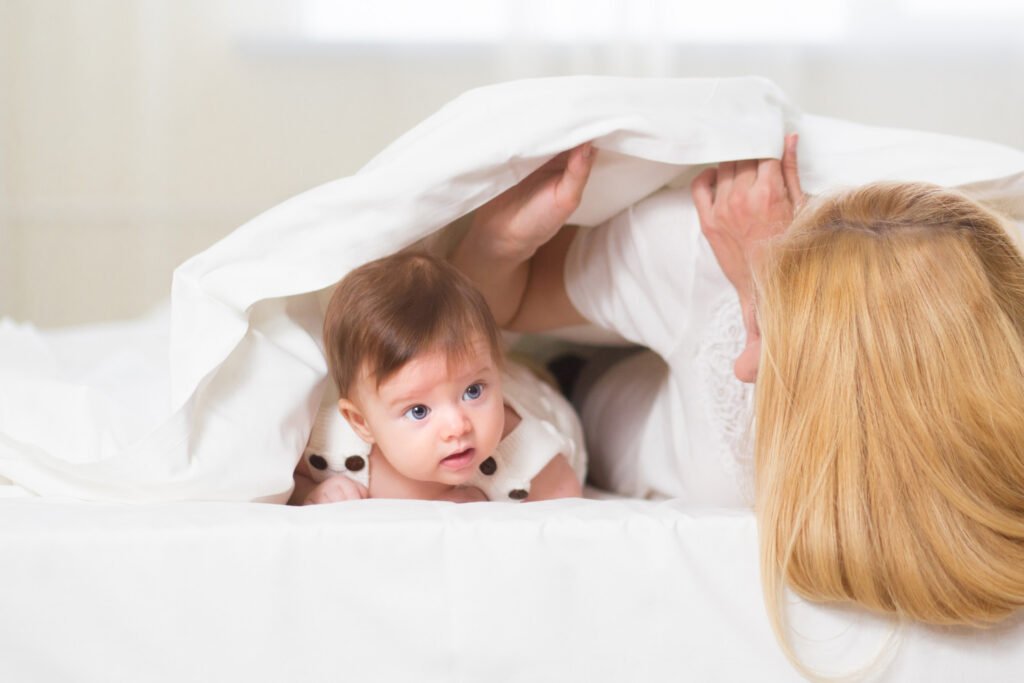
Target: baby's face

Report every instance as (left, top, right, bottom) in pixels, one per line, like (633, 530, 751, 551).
(353, 337, 504, 486)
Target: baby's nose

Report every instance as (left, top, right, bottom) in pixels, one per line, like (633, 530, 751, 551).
(442, 407, 472, 439)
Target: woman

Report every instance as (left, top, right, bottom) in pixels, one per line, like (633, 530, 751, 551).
(451, 136, 1024, 659)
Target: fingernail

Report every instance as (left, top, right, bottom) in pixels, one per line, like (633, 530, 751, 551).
(582, 143, 593, 159)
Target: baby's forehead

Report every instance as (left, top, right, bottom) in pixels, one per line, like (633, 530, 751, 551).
(361, 337, 499, 395)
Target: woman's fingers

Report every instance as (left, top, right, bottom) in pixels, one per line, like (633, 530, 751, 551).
(535, 148, 572, 175)
(691, 167, 718, 233)
(556, 143, 595, 211)
(782, 133, 804, 209)
(568, 142, 593, 172)
(716, 161, 737, 201)
(755, 158, 783, 189)
(471, 142, 596, 251)
(734, 159, 758, 191)
(517, 143, 594, 223)
(512, 148, 573, 200)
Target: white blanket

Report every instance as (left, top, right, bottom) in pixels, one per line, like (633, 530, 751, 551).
(1, 76, 1023, 501)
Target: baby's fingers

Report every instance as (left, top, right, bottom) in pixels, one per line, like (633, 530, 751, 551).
(349, 480, 369, 499)
(304, 476, 367, 504)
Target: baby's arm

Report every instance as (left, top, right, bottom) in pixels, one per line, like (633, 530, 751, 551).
(289, 457, 317, 505)
(291, 456, 369, 505)
(499, 402, 581, 501)
(527, 453, 582, 501)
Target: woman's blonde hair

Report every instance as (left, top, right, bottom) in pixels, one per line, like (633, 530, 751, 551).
(753, 182, 1024, 673)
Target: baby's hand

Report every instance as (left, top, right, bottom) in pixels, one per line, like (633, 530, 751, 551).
(303, 475, 369, 505)
(436, 486, 488, 503)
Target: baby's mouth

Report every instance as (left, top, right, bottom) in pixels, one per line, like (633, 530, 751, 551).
(440, 447, 475, 470)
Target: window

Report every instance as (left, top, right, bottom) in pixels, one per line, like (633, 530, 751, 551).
(298, 0, 847, 45)
(294, 0, 1024, 46)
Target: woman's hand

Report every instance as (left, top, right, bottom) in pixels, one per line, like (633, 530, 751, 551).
(691, 134, 804, 383)
(690, 134, 804, 300)
(471, 143, 595, 260)
(452, 143, 595, 326)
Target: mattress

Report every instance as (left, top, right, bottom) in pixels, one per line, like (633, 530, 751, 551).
(3, 496, 1022, 682)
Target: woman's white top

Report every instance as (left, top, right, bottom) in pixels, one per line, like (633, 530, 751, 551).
(565, 185, 755, 506)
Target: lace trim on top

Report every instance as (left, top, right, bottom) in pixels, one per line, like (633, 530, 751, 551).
(695, 292, 755, 504)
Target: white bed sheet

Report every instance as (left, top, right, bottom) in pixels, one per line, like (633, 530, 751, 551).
(3, 497, 1022, 683)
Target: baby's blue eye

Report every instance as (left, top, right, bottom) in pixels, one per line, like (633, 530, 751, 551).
(404, 404, 430, 421)
(463, 383, 483, 401)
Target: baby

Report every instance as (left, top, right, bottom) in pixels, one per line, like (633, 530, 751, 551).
(293, 251, 586, 504)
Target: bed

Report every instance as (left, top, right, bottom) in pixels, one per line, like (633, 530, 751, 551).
(2, 76, 1024, 682)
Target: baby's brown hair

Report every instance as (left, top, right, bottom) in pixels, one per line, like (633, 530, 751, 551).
(323, 251, 504, 399)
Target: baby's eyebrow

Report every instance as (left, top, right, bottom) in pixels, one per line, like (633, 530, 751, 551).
(386, 388, 428, 408)
(456, 364, 494, 383)
(380, 378, 431, 408)
(384, 363, 495, 407)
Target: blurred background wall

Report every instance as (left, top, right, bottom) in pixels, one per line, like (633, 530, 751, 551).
(2, 0, 1023, 326)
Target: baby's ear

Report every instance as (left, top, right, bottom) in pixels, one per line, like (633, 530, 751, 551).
(337, 398, 375, 444)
